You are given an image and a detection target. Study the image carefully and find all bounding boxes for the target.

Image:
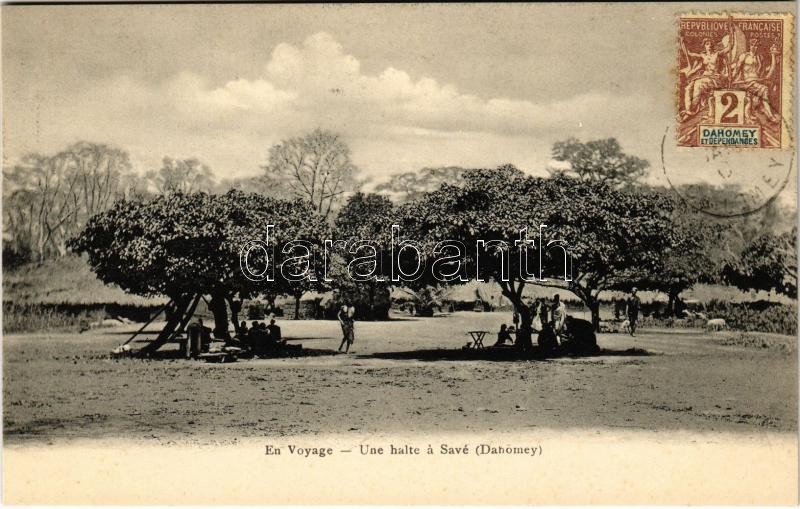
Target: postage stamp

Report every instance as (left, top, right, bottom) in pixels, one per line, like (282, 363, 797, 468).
(676, 13, 795, 149)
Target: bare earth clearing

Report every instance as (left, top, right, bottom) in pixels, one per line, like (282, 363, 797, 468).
(4, 312, 796, 444)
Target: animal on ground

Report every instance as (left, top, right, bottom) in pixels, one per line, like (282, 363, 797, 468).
(82, 317, 129, 333)
(705, 318, 727, 332)
(110, 344, 132, 358)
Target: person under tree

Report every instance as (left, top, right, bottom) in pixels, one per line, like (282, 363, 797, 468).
(626, 288, 641, 336)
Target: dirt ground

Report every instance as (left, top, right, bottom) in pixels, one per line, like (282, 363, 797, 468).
(3, 311, 797, 444)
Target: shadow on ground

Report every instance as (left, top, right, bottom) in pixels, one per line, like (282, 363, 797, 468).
(113, 346, 651, 362)
(135, 347, 341, 361)
(362, 346, 652, 362)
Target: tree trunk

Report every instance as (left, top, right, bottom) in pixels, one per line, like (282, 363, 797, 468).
(588, 298, 601, 332)
(514, 301, 534, 351)
(368, 283, 376, 321)
(294, 293, 302, 320)
(498, 281, 533, 351)
(209, 290, 231, 340)
(227, 296, 242, 335)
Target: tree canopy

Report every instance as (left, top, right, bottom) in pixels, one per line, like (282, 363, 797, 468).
(69, 190, 329, 340)
(330, 192, 395, 319)
(626, 186, 725, 314)
(397, 165, 686, 339)
(548, 137, 649, 189)
(724, 227, 797, 298)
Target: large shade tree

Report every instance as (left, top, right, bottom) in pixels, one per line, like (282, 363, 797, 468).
(624, 186, 725, 315)
(335, 192, 460, 319)
(723, 227, 798, 298)
(331, 192, 395, 319)
(398, 166, 686, 346)
(69, 190, 329, 350)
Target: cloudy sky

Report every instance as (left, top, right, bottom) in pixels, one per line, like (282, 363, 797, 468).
(2, 2, 795, 194)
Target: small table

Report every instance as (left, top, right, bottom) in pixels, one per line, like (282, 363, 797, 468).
(466, 330, 490, 349)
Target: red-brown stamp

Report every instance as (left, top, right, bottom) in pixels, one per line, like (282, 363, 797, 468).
(676, 13, 794, 149)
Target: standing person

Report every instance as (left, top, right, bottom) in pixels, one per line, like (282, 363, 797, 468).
(229, 297, 243, 336)
(537, 298, 550, 329)
(627, 288, 641, 336)
(551, 294, 567, 342)
(187, 318, 210, 355)
(346, 304, 355, 346)
(198, 318, 213, 353)
(337, 304, 356, 353)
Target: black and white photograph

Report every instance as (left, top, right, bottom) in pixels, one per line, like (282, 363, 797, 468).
(2, 2, 797, 504)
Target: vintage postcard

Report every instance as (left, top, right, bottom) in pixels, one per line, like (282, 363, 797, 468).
(2, 2, 798, 505)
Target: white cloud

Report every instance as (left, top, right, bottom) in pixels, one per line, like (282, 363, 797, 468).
(8, 31, 661, 182)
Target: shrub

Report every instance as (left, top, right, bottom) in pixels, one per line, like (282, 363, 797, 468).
(636, 300, 796, 335)
(704, 300, 797, 336)
(2, 246, 32, 271)
(247, 302, 266, 320)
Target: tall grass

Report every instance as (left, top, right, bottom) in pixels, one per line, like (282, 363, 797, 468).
(2, 302, 165, 334)
(2, 303, 106, 333)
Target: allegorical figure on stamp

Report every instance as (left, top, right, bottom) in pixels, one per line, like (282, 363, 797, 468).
(680, 36, 732, 119)
(731, 38, 780, 123)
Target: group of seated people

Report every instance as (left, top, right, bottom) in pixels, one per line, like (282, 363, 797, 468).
(493, 294, 569, 347)
(234, 319, 284, 357)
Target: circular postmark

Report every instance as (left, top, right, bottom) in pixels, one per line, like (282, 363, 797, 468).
(660, 120, 794, 218)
